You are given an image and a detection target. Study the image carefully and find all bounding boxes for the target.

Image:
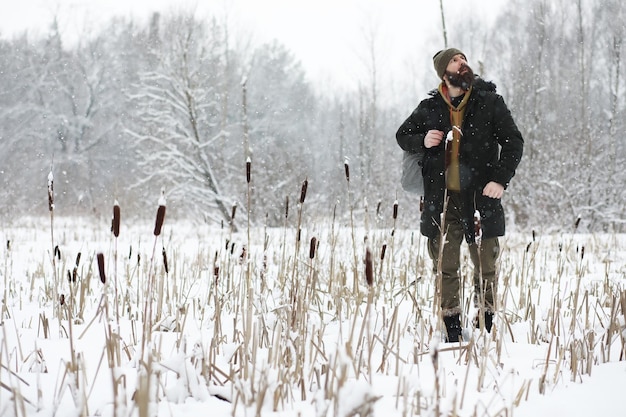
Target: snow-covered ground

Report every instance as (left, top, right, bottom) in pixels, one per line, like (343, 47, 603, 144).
(0, 216, 624, 417)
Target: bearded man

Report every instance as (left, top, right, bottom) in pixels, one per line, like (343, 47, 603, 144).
(396, 48, 524, 342)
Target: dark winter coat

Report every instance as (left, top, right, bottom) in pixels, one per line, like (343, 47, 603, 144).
(396, 77, 524, 243)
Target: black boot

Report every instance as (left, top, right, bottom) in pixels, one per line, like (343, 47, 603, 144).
(474, 311, 494, 332)
(443, 314, 462, 342)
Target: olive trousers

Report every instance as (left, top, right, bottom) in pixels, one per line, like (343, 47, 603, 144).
(427, 192, 500, 316)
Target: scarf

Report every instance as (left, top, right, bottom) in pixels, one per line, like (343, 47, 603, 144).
(439, 83, 472, 191)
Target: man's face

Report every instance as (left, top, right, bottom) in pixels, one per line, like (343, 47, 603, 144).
(444, 54, 474, 90)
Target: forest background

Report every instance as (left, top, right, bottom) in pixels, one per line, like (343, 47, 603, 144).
(0, 0, 624, 232)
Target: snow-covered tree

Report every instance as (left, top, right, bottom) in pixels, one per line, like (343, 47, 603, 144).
(126, 13, 238, 226)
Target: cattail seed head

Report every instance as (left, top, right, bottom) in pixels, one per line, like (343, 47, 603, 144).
(97, 252, 106, 284)
(365, 248, 374, 287)
(112, 202, 121, 238)
(162, 247, 169, 274)
(231, 202, 237, 221)
(574, 216, 581, 230)
(75, 252, 81, 267)
(60, 294, 65, 306)
(285, 196, 289, 219)
(580, 246, 585, 260)
(419, 196, 424, 213)
(344, 158, 350, 182)
(393, 200, 399, 220)
(213, 251, 219, 283)
(473, 210, 482, 243)
(246, 157, 251, 183)
(67, 270, 72, 284)
(154, 193, 166, 236)
(47, 171, 54, 212)
(300, 178, 308, 204)
(309, 237, 317, 259)
(380, 243, 387, 261)
(239, 245, 247, 263)
(54, 245, 61, 260)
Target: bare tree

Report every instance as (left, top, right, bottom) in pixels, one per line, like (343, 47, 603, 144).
(127, 13, 237, 226)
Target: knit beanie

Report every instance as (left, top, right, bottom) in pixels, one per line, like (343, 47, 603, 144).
(433, 48, 466, 79)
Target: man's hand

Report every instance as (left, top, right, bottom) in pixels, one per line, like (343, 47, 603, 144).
(424, 130, 444, 148)
(483, 181, 504, 199)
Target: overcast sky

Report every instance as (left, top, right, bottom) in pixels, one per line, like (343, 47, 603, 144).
(0, 0, 505, 91)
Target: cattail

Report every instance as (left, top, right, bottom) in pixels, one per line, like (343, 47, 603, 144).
(231, 202, 237, 221)
(376, 201, 382, 218)
(393, 200, 399, 220)
(246, 157, 251, 184)
(380, 243, 387, 261)
(67, 270, 72, 284)
(47, 171, 54, 212)
(473, 210, 482, 244)
(344, 157, 350, 182)
(419, 196, 424, 213)
(365, 248, 374, 287)
(239, 245, 247, 263)
(309, 237, 317, 259)
(154, 193, 166, 236)
(112, 202, 120, 238)
(300, 178, 308, 204)
(54, 245, 61, 260)
(72, 267, 77, 283)
(285, 196, 289, 219)
(128, 246, 132, 260)
(580, 246, 585, 260)
(60, 294, 65, 306)
(526, 242, 532, 253)
(6, 240, 10, 250)
(97, 252, 106, 284)
(574, 216, 581, 230)
(162, 247, 169, 274)
(532, 230, 536, 242)
(213, 251, 219, 283)
(75, 252, 81, 267)
(297, 227, 302, 243)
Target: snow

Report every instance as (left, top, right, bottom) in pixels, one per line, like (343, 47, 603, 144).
(0, 216, 624, 417)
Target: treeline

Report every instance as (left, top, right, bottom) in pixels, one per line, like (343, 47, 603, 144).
(0, 11, 399, 229)
(0, 0, 624, 232)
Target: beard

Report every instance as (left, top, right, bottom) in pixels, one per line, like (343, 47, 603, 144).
(445, 63, 474, 90)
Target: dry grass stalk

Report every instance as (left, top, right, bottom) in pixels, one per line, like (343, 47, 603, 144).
(47, 170, 61, 322)
(7, 179, 626, 417)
